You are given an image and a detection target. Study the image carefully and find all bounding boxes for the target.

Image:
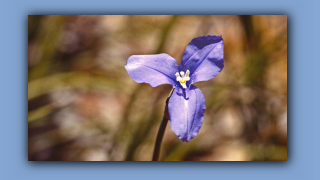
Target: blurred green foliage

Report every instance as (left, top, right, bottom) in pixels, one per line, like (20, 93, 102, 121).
(28, 15, 287, 161)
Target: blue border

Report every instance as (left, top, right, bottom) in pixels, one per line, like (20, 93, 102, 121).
(1, 0, 319, 180)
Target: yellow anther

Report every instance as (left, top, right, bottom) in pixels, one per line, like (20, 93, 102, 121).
(176, 70, 190, 89)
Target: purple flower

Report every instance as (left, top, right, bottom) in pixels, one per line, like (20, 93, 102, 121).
(125, 35, 224, 142)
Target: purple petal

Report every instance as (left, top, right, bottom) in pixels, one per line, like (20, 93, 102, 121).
(168, 85, 206, 142)
(125, 54, 179, 87)
(180, 35, 224, 85)
(175, 87, 190, 99)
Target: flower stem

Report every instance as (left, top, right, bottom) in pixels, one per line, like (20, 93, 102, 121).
(152, 89, 173, 161)
(152, 112, 168, 161)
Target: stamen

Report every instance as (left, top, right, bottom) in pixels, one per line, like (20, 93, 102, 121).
(180, 80, 187, 88)
(185, 70, 190, 77)
(175, 70, 190, 89)
(180, 71, 185, 78)
(185, 70, 190, 81)
(175, 72, 182, 81)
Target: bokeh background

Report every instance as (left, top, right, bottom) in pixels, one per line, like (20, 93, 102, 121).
(28, 15, 287, 161)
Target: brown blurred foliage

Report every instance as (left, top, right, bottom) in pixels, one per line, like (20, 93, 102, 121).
(28, 15, 287, 161)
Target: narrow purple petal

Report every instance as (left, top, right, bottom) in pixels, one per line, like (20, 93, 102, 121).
(180, 35, 224, 85)
(168, 85, 206, 142)
(125, 54, 179, 87)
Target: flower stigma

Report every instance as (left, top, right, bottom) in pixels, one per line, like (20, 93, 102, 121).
(175, 70, 190, 88)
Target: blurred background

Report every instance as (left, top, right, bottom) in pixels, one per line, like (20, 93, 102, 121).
(28, 15, 287, 161)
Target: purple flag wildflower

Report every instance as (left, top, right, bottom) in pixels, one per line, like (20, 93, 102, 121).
(125, 35, 224, 142)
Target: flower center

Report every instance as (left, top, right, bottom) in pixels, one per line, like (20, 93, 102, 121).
(175, 70, 190, 88)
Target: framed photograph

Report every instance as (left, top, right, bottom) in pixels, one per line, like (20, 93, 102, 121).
(28, 15, 287, 161)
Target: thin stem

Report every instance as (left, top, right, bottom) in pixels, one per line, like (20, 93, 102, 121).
(152, 89, 173, 161)
(152, 112, 169, 161)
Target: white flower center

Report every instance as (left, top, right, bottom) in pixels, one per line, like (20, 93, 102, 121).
(175, 70, 190, 88)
